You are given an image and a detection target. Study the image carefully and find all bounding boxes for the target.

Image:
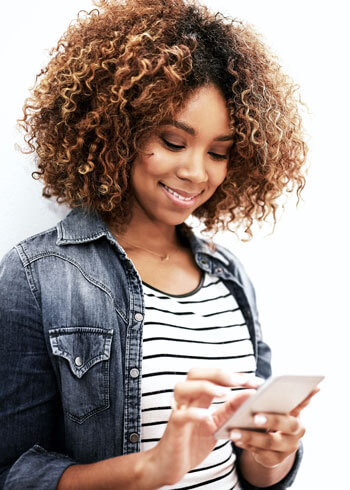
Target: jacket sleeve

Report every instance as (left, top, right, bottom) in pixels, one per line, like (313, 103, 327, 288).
(238, 264, 272, 381)
(0, 248, 76, 489)
(237, 268, 304, 487)
(219, 245, 303, 488)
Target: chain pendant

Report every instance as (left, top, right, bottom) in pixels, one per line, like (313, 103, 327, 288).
(161, 254, 170, 261)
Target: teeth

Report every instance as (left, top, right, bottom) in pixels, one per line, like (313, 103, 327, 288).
(163, 184, 195, 201)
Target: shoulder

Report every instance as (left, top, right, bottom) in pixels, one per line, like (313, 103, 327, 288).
(214, 241, 256, 288)
(211, 241, 245, 271)
(1, 225, 59, 270)
(193, 236, 258, 305)
(185, 229, 252, 283)
(0, 226, 60, 301)
(196, 235, 250, 282)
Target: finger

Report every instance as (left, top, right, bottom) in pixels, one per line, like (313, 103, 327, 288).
(252, 413, 304, 435)
(212, 390, 256, 429)
(290, 388, 320, 417)
(230, 429, 300, 454)
(170, 406, 213, 427)
(173, 380, 232, 408)
(186, 368, 262, 389)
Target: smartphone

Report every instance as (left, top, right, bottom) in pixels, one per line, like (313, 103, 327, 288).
(215, 374, 324, 440)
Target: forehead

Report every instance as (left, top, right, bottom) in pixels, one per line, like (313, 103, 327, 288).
(173, 84, 232, 137)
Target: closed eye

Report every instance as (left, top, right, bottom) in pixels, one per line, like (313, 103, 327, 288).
(161, 138, 184, 150)
(209, 152, 228, 161)
(162, 137, 229, 160)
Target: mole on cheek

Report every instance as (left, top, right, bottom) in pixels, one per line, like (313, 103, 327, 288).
(144, 151, 162, 170)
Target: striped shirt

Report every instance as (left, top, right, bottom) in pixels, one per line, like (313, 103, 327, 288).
(140, 272, 257, 490)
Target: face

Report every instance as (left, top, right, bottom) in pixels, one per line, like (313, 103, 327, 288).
(130, 84, 233, 230)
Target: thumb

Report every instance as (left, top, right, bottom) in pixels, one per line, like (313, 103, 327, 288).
(290, 388, 320, 417)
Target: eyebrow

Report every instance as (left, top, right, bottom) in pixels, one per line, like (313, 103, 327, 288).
(164, 120, 234, 142)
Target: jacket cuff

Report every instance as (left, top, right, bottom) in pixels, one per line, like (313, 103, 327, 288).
(236, 443, 303, 489)
(4, 445, 77, 490)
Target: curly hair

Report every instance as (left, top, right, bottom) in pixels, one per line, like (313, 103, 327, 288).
(18, 0, 307, 237)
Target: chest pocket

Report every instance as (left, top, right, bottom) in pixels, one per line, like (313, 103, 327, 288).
(49, 327, 113, 424)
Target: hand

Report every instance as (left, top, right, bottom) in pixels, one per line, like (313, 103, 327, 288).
(229, 388, 320, 469)
(148, 368, 260, 486)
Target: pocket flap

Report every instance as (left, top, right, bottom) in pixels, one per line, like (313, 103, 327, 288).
(49, 327, 113, 378)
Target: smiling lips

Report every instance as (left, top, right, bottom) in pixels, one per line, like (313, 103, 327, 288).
(160, 182, 202, 200)
(159, 182, 203, 207)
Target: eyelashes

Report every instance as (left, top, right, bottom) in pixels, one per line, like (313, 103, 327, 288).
(208, 153, 228, 161)
(161, 138, 184, 151)
(160, 137, 228, 161)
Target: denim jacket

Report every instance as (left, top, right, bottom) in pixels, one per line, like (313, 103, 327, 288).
(0, 208, 302, 489)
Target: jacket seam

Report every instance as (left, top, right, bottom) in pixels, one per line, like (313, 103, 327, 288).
(14, 245, 42, 312)
(18, 226, 57, 244)
(22, 251, 128, 325)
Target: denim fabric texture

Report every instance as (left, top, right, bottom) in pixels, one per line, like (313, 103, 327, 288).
(0, 207, 302, 489)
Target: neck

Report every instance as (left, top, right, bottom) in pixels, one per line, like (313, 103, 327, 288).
(109, 209, 182, 252)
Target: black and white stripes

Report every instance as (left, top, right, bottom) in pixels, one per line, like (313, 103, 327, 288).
(141, 272, 256, 489)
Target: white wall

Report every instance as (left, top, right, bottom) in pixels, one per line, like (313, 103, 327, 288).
(1, 1, 348, 487)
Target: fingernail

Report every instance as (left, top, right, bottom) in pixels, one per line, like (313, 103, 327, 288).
(254, 414, 267, 426)
(230, 431, 242, 441)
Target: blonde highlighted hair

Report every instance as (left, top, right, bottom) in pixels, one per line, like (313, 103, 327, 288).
(19, 0, 307, 237)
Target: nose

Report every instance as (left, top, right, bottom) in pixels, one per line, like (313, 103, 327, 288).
(176, 151, 208, 184)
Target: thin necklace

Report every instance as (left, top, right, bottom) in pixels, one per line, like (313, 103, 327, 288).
(117, 236, 178, 261)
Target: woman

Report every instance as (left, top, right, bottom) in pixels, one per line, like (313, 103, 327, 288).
(0, 0, 313, 488)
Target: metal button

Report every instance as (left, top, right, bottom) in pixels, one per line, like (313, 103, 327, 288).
(135, 313, 143, 322)
(201, 259, 208, 265)
(129, 432, 139, 443)
(74, 356, 83, 367)
(215, 267, 223, 274)
(130, 368, 140, 378)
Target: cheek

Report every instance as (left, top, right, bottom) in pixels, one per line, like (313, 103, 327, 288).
(138, 148, 171, 177)
(209, 164, 228, 189)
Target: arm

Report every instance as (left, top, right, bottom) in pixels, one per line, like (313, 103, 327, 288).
(0, 249, 76, 489)
(0, 249, 259, 490)
(0, 249, 173, 490)
(57, 450, 162, 490)
(59, 370, 260, 489)
(239, 451, 297, 488)
(235, 390, 317, 489)
(223, 249, 304, 488)
(233, 412, 305, 489)
(58, 369, 261, 489)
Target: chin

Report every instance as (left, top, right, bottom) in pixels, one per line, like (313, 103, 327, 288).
(153, 209, 194, 227)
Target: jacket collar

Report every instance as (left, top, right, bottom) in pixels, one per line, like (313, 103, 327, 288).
(56, 207, 109, 245)
(56, 207, 230, 268)
(186, 231, 229, 267)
